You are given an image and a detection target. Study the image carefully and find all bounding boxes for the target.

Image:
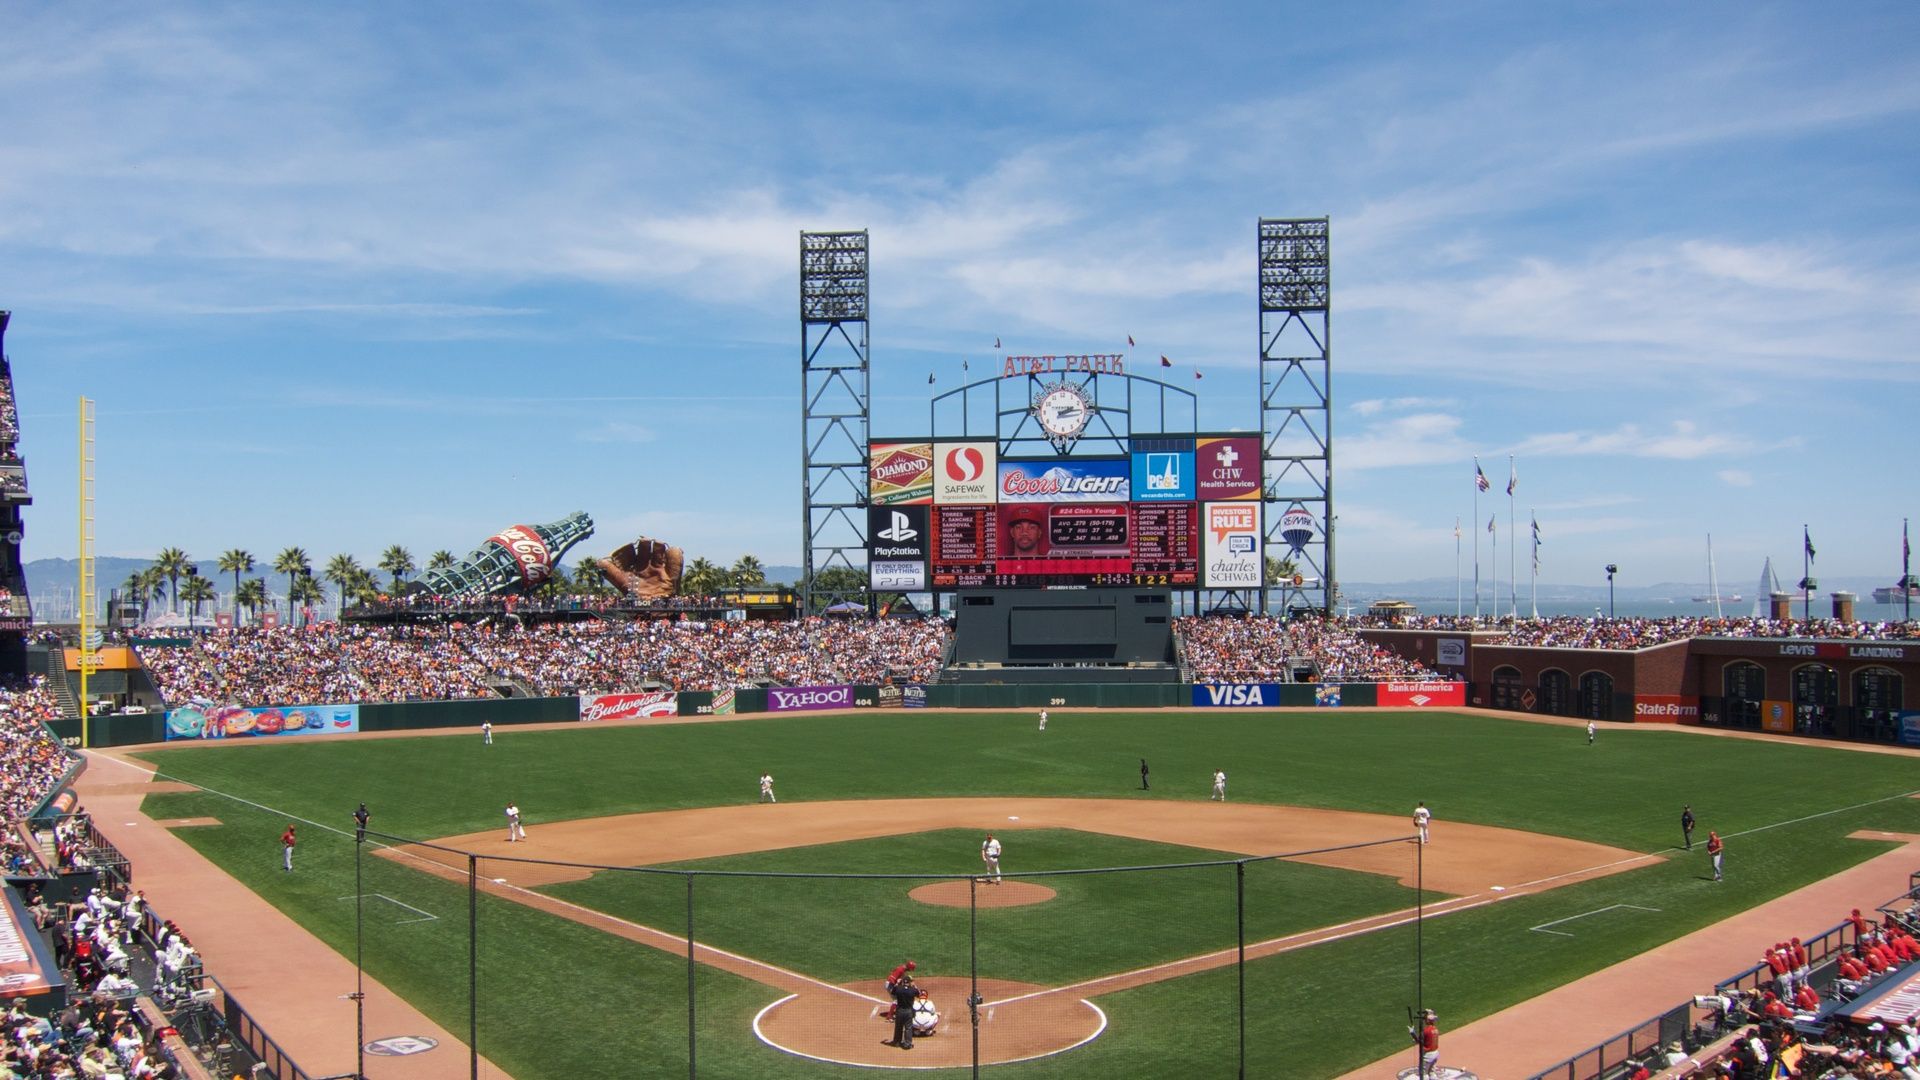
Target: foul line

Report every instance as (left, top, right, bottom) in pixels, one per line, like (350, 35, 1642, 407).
(338, 893, 439, 925)
(1529, 904, 1661, 937)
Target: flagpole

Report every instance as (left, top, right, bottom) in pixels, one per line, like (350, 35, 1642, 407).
(1491, 516, 1498, 625)
(1454, 518, 1462, 618)
(1530, 510, 1538, 620)
(1472, 460, 1481, 621)
(1802, 524, 1811, 623)
(1507, 456, 1517, 623)
(1904, 517, 1911, 624)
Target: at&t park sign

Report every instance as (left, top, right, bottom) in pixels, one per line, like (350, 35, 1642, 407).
(1001, 354, 1126, 377)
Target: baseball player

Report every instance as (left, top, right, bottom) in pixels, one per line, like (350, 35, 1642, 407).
(505, 802, 526, 842)
(1410, 1009, 1439, 1077)
(759, 773, 776, 803)
(1413, 802, 1431, 845)
(1038, 708, 1048, 731)
(281, 824, 296, 871)
(981, 832, 1002, 884)
(481, 720, 493, 745)
(1210, 769, 1227, 801)
(1707, 830, 1723, 881)
(1587, 719, 1596, 745)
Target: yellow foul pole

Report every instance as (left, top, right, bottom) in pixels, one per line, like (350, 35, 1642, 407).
(77, 397, 96, 749)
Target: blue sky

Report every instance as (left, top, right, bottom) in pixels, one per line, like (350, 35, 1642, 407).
(3, 2, 1916, 591)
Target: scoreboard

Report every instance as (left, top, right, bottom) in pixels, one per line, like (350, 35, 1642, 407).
(931, 502, 1198, 587)
(868, 436, 1267, 591)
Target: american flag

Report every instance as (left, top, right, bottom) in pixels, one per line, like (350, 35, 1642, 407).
(1474, 460, 1490, 492)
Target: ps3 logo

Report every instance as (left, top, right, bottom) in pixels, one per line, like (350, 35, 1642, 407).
(876, 512, 918, 542)
(944, 446, 985, 482)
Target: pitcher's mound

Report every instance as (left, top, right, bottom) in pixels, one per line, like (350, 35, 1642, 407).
(755, 976, 1102, 1068)
(910, 880, 1056, 907)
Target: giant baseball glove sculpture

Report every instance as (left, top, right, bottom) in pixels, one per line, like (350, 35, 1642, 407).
(596, 537, 686, 599)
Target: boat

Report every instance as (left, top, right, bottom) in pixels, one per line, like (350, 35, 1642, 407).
(1691, 594, 1743, 603)
(1872, 583, 1920, 604)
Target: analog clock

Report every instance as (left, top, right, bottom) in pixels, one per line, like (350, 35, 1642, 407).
(1033, 382, 1092, 440)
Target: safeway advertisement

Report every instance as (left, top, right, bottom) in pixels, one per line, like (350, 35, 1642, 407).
(579, 692, 678, 722)
(1376, 682, 1466, 708)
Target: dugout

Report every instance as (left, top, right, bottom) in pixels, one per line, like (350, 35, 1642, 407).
(947, 588, 1178, 684)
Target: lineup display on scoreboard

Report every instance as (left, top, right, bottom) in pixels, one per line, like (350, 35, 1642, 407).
(869, 436, 1261, 589)
(929, 501, 1199, 587)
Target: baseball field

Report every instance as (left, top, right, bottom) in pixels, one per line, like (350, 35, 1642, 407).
(127, 708, 1920, 1078)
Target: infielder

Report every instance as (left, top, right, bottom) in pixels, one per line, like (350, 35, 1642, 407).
(1210, 769, 1227, 801)
(980, 832, 1002, 884)
(1413, 802, 1431, 845)
(505, 802, 526, 842)
(759, 773, 776, 803)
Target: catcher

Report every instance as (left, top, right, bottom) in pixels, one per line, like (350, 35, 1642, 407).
(596, 537, 685, 599)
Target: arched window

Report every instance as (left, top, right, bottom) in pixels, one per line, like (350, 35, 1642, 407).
(1851, 667, 1903, 743)
(1490, 665, 1523, 710)
(1791, 664, 1838, 737)
(1722, 661, 1765, 730)
(1538, 669, 1572, 716)
(1577, 671, 1614, 720)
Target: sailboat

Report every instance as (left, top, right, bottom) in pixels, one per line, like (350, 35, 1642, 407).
(1691, 535, 1727, 613)
(1751, 557, 1786, 618)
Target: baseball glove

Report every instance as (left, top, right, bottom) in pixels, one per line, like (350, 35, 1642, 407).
(596, 537, 686, 599)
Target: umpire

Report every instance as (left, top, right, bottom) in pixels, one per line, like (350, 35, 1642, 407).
(888, 974, 919, 1049)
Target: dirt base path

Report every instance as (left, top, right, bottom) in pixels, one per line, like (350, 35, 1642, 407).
(1336, 828, 1920, 1080)
(76, 750, 515, 1080)
(381, 798, 1648, 1067)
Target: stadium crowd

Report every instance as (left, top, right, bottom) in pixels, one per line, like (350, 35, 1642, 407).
(1177, 615, 1445, 683)
(138, 617, 957, 705)
(1352, 613, 1920, 650)
(0, 677, 75, 822)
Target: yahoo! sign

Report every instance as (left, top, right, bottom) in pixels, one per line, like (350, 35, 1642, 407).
(768, 685, 854, 712)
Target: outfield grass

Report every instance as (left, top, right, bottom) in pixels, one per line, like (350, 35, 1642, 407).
(133, 711, 1920, 1078)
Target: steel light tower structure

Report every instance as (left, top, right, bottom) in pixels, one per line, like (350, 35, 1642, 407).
(799, 231, 873, 615)
(1257, 218, 1333, 616)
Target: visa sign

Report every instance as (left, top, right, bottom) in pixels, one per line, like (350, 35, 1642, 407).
(1192, 684, 1278, 707)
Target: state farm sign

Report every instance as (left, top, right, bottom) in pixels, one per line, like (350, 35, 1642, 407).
(1632, 695, 1699, 724)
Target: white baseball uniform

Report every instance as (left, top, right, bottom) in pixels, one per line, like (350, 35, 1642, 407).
(1038, 709, 1048, 731)
(981, 835, 1002, 883)
(1413, 804, 1431, 845)
(1211, 770, 1227, 801)
(505, 803, 525, 841)
(759, 774, 776, 803)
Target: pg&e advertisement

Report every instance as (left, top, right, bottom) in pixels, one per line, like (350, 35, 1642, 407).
(166, 702, 361, 741)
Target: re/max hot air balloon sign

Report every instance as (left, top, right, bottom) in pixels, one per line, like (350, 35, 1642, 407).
(1280, 504, 1316, 554)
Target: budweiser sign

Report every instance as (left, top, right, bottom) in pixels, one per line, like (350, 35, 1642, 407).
(490, 525, 554, 586)
(579, 692, 677, 722)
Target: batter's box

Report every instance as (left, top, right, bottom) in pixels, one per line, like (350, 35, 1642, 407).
(1528, 904, 1660, 938)
(338, 893, 439, 925)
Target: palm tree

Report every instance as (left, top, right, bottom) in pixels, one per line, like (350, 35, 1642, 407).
(273, 547, 311, 618)
(218, 549, 255, 614)
(378, 545, 416, 592)
(426, 550, 456, 572)
(1265, 554, 1300, 585)
(139, 566, 169, 620)
(324, 553, 363, 616)
(730, 555, 767, 588)
(119, 572, 153, 624)
(682, 557, 723, 597)
(153, 547, 192, 613)
(235, 578, 269, 625)
(288, 573, 326, 627)
(179, 575, 216, 629)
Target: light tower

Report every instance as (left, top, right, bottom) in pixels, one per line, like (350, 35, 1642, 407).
(1257, 218, 1333, 616)
(799, 231, 872, 615)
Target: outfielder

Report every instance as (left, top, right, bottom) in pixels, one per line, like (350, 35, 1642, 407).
(1038, 709, 1048, 731)
(1587, 719, 1596, 745)
(981, 832, 1002, 884)
(1210, 769, 1227, 801)
(481, 720, 493, 745)
(759, 773, 776, 803)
